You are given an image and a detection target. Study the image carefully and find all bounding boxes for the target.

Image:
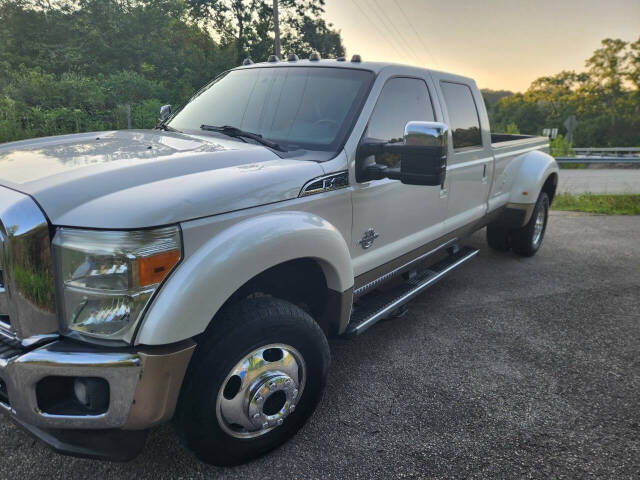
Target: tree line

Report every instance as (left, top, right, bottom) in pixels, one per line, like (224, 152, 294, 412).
(0, 0, 344, 142)
(484, 37, 640, 148)
(1, 1, 638, 148)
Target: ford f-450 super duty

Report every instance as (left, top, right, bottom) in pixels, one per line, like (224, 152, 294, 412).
(0, 55, 558, 465)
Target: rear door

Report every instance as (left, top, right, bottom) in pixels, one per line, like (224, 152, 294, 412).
(350, 75, 448, 278)
(433, 78, 493, 231)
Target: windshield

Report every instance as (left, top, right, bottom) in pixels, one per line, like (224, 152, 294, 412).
(168, 67, 373, 153)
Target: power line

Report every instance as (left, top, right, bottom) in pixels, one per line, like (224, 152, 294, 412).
(348, 0, 410, 63)
(367, 0, 419, 65)
(371, 0, 421, 65)
(391, 0, 440, 68)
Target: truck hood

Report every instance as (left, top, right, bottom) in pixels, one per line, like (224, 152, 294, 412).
(0, 130, 324, 228)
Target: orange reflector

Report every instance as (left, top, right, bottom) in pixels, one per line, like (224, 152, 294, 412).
(138, 250, 180, 287)
(522, 191, 528, 196)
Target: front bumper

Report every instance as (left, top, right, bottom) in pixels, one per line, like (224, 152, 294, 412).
(0, 335, 195, 460)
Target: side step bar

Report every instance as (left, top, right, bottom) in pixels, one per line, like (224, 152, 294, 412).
(346, 246, 479, 336)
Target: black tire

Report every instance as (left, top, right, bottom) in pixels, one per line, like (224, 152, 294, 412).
(511, 192, 549, 257)
(486, 223, 511, 251)
(175, 297, 330, 466)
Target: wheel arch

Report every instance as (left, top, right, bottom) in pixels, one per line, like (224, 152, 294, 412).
(134, 212, 354, 345)
(508, 150, 559, 206)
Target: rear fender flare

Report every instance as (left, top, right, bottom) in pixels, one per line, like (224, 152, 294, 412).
(508, 150, 559, 206)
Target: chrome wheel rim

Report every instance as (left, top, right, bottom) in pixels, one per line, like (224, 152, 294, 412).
(216, 344, 306, 439)
(532, 205, 546, 247)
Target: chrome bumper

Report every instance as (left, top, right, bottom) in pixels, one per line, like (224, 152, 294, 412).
(0, 336, 195, 431)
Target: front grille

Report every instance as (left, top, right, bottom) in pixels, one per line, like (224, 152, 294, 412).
(0, 186, 59, 339)
(0, 332, 23, 361)
(0, 238, 8, 330)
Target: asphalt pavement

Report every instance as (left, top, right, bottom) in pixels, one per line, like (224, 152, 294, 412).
(0, 211, 638, 479)
(557, 168, 640, 194)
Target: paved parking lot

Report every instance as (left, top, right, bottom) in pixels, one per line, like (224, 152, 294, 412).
(0, 211, 638, 479)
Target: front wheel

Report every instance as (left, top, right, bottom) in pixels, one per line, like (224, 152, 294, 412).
(511, 192, 550, 257)
(176, 297, 330, 466)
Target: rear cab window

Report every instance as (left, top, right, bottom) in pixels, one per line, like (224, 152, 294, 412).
(440, 82, 482, 150)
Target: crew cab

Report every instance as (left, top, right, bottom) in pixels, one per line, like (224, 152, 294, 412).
(0, 55, 558, 465)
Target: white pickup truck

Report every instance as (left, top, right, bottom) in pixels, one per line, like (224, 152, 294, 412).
(0, 55, 558, 465)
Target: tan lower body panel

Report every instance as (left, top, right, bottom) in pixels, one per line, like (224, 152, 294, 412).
(353, 210, 501, 294)
(124, 340, 196, 430)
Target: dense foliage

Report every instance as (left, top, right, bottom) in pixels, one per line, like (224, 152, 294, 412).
(0, 0, 344, 142)
(489, 38, 640, 147)
(1, 1, 637, 148)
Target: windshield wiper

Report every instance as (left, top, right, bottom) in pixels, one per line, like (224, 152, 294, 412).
(200, 125, 283, 151)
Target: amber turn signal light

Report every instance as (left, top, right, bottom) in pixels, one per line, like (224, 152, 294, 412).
(138, 250, 181, 287)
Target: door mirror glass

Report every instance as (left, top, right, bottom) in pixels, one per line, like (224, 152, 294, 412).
(356, 121, 448, 186)
(159, 104, 172, 123)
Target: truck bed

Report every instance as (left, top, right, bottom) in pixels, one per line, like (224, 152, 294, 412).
(491, 133, 549, 153)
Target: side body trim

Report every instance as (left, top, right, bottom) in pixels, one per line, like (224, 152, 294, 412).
(299, 171, 349, 197)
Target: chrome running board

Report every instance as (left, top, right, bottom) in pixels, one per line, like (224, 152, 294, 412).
(346, 246, 479, 336)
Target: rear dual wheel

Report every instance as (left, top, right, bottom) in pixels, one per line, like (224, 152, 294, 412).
(486, 191, 550, 257)
(176, 297, 330, 466)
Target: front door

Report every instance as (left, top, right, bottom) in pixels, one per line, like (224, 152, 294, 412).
(351, 76, 448, 279)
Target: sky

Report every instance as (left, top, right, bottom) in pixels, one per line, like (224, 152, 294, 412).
(323, 0, 640, 92)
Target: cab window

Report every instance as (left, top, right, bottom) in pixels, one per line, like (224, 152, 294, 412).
(366, 77, 435, 167)
(440, 82, 482, 149)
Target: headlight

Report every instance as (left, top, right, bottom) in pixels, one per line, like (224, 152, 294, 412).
(53, 226, 182, 341)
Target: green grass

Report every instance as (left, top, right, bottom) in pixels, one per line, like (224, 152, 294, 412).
(552, 193, 640, 215)
(558, 163, 587, 169)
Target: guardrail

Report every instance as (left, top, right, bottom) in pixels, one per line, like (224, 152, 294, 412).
(572, 147, 640, 156)
(556, 156, 640, 164)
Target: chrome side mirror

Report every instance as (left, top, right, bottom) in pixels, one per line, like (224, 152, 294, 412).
(404, 121, 448, 148)
(356, 121, 449, 186)
(399, 121, 448, 186)
(159, 104, 172, 123)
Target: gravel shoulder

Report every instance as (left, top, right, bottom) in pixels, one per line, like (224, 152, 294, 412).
(1, 211, 639, 479)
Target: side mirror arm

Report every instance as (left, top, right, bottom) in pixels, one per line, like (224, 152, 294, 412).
(364, 164, 401, 181)
(357, 141, 405, 182)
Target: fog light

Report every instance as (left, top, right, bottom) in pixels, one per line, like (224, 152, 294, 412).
(74, 378, 89, 406)
(74, 377, 109, 412)
(36, 376, 110, 415)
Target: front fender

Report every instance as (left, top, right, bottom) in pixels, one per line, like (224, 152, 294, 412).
(508, 150, 559, 205)
(134, 211, 353, 345)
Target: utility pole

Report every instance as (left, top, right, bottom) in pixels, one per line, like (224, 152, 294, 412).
(273, 0, 281, 59)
